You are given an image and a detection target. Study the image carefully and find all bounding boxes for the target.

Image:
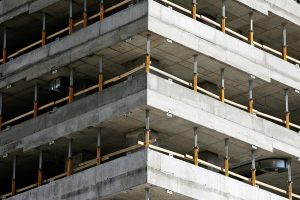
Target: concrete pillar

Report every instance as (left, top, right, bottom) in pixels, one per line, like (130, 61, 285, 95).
(12, 156, 16, 196)
(83, 0, 88, 27)
(99, 56, 103, 92)
(194, 127, 199, 166)
(221, 0, 226, 33)
(192, 0, 197, 20)
(144, 109, 150, 148)
(285, 89, 290, 129)
(96, 128, 101, 165)
(219, 68, 225, 102)
(146, 34, 151, 73)
(2, 28, 7, 64)
(282, 24, 287, 61)
(33, 83, 38, 118)
(251, 147, 256, 187)
(38, 150, 43, 187)
(248, 12, 254, 45)
(99, 0, 104, 21)
(248, 79, 253, 113)
(67, 139, 72, 176)
(0, 93, 3, 130)
(193, 55, 198, 92)
(68, 69, 74, 104)
(224, 138, 229, 176)
(145, 188, 150, 200)
(42, 12, 46, 46)
(69, 0, 73, 34)
(287, 159, 292, 200)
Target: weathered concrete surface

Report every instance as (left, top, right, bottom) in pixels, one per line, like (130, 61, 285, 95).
(236, 0, 300, 27)
(0, 73, 147, 156)
(148, 0, 300, 91)
(0, 0, 60, 24)
(147, 73, 300, 158)
(0, 0, 148, 88)
(6, 149, 287, 200)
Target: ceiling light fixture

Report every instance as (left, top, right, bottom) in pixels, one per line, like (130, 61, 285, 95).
(166, 111, 173, 118)
(166, 38, 173, 43)
(250, 74, 256, 79)
(295, 89, 300, 94)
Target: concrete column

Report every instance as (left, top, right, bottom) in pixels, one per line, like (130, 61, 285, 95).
(224, 138, 229, 176)
(144, 109, 150, 148)
(66, 139, 72, 176)
(12, 156, 16, 196)
(285, 89, 290, 129)
(193, 55, 198, 92)
(192, 0, 197, 20)
(248, 12, 254, 45)
(69, 0, 73, 34)
(83, 0, 88, 27)
(68, 69, 74, 104)
(96, 128, 101, 165)
(221, 0, 226, 33)
(219, 68, 225, 102)
(282, 24, 287, 61)
(193, 127, 199, 166)
(99, 56, 103, 92)
(287, 159, 292, 200)
(2, 28, 7, 64)
(248, 79, 253, 113)
(33, 83, 38, 118)
(145, 34, 151, 73)
(42, 12, 46, 46)
(145, 188, 150, 200)
(38, 150, 43, 186)
(251, 147, 256, 187)
(99, 0, 104, 21)
(0, 93, 3, 130)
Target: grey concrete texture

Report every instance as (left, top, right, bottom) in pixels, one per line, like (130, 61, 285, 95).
(6, 149, 147, 200)
(146, 73, 300, 158)
(148, 0, 300, 91)
(0, 0, 60, 24)
(236, 0, 300, 27)
(6, 149, 287, 200)
(0, 73, 147, 156)
(0, 0, 148, 89)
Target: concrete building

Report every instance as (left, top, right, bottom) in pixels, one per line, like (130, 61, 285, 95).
(0, 0, 300, 199)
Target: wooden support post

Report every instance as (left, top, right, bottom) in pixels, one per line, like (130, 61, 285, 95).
(66, 139, 72, 176)
(99, 0, 104, 21)
(288, 182, 293, 200)
(96, 129, 101, 165)
(251, 147, 256, 187)
(0, 93, 3, 131)
(192, 0, 197, 20)
(248, 79, 253, 113)
(144, 109, 150, 148)
(38, 151, 43, 187)
(99, 56, 103, 92)
(248, 12, 254, 45)
(193, 55, 198, 92)
(220, 69, 225, 102)
(12, 156, 16, 196)
(193, 127, 198, 166)
(146, 34, 151, 73)
(33, 84, 38, 118)
(285, 89, 290, 129)
(282, 24, 287, 61)
(2, 28, 7, 64)
(224, 138, 229, 176)
(42, 13, 46, 46)
(68, 70, 74, 104)
(221, 0, 226, 33)
(287, 159, 292, 200)
(69, 0, 73, 34)
(83, 0, 88, 28)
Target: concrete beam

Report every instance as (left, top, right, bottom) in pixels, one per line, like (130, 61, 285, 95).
(148, 0, 300, 91)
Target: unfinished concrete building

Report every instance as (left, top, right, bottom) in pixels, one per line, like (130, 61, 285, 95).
(0, 0, 300, 199)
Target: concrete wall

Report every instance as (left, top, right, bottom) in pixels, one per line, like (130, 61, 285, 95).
(0, 0, 60, 24)
(148, 0, 300, 91)
(147, 73, 300, 158)
(236, 0, 300, 27)
(0, 0, 148, 89)
(0, 73, 147, 156)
